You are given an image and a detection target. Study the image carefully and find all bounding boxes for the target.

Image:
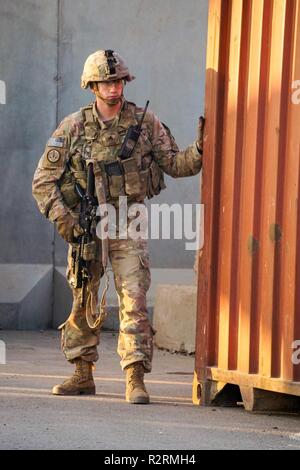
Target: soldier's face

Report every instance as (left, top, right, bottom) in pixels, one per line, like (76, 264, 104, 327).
(93, 79, 124, 105)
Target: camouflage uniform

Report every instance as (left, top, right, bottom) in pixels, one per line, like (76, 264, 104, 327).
(32, 52, 202, 374)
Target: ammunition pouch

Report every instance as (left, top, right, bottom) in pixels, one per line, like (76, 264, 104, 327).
(59, 153, 87, 209)
(109, 174, 125, 198)
(103, 158, 142, 199)
(147, 159, 166, 198)
(59, 169, 81, 209)
(82, 241, 97, 261)
(72, 241, 97, 261)
(102, 156, 165, 200)
(104, 160, 125, 198)
(121, 157, 142, 197)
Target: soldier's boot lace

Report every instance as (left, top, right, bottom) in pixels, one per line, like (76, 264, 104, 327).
(125, 362, 150, 404)
(52, 358, 95, 396)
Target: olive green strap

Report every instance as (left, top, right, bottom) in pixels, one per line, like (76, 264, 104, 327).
(84, 159, 110, 330)
(85, 270, 110, 330)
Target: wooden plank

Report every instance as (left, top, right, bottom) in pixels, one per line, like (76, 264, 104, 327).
(257, 0, 286, 377)
(195, 0, 224, 380)
(237, 0, 264, 373)
(280, 0, 300, 381)
(209, 367, 300, 396)
(239, 386, 300, 411)
(217, 0, 243, 370)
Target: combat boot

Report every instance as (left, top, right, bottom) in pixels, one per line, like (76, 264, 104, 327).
(125, 362, 150, 404)
(52, 359, 95, 396)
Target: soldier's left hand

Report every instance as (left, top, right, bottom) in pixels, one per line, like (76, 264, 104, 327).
(197, 116, 205, 154)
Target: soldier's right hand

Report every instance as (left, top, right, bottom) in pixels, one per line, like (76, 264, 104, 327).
(56, 213, 83, 243)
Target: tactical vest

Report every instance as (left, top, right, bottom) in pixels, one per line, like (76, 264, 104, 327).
(59, 102, 166, 209)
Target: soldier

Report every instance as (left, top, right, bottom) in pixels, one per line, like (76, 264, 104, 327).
(32, 50, 204, 404)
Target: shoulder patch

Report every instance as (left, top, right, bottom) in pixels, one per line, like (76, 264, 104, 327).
(42, 143, 66, 169)
(47, 149, 61, 163)
(47, 137, 65, 148)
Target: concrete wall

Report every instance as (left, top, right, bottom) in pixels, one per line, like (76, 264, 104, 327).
(0, 0, 57, 264)
(0, 0, 208, 328)
(54, 0, 208, 268)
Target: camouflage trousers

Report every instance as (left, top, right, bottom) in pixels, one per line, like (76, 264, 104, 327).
(59, 237, 153, 372)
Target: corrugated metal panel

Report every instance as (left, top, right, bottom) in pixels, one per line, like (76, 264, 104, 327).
(194, 0, 300, 409)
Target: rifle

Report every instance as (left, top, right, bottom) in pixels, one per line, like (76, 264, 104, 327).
(71, 162, 98, 307)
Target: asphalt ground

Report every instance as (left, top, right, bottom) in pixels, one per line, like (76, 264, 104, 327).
(0, 331, 299, 450)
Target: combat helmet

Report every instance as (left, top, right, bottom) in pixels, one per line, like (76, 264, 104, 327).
(81, 50, 135, 89)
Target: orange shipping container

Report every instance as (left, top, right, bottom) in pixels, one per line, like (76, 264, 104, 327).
(194, 0, 300, 411)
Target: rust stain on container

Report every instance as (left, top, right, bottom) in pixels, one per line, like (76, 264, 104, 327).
(194, 0, 300, 410)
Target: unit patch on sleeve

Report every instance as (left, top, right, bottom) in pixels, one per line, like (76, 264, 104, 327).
(47, 149, 61, 163)
(42, 135, 67, 169)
